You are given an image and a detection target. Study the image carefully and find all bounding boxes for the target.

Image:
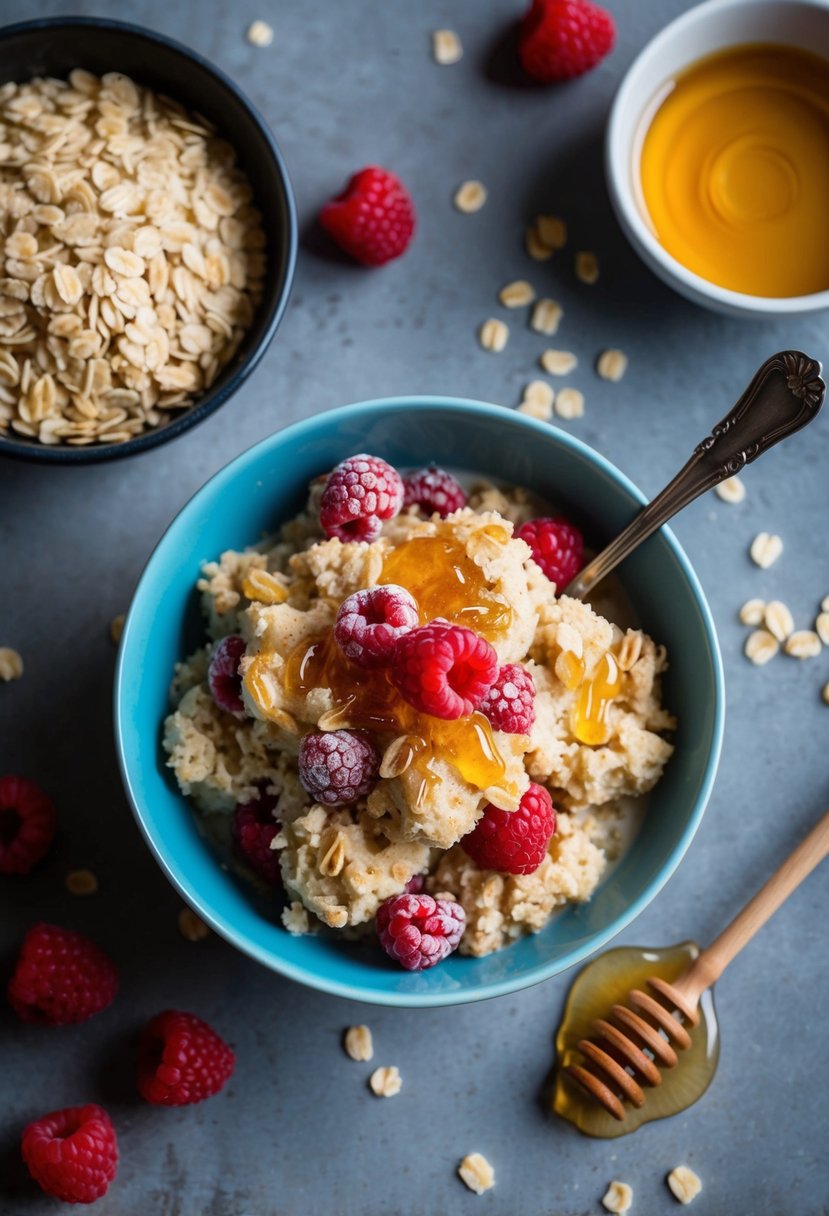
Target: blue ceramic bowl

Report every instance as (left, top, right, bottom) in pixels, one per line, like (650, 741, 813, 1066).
(115, 399, 724, 1006)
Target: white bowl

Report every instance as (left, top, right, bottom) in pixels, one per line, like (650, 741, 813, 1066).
(606, 0, 829, 318)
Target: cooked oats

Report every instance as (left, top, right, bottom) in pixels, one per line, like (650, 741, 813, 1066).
(749, 532, 783, 569)
(369, 1065, 401, 1097)
(745, 629, 779, 665)
(739, 598, 766, 626)
(454, 180, 487, 213)
(815, 611, 829, 645)
(458, 1153, 495, 1195)
(596, 348, 628, 382)
(433, 29, 463, 64)
(109, 613, 125, 645)
(540, 349, 577, 375)
(667, 1165, 702, 1205)
(536, 214, 567, 249)
(525, 224, 553, 261)
(764, 600, 793, 642)
(575, 250, 600, 284)
(715, 475, 746, 504)
(554, 387, 585, 420)
(530, 298, 563, 335)
(602, 1180, 633, 1213)
(784, 630, 822, 659)
(479, 318, 509, 352)
(0, 647, 23, 681)
(498, 279, 535, 308)
(65, 868, 98, 896)
(178, 907, 210, 941)
(344, 1024, 374, 1062)
(521, 380, 555, 410)
(246, 20, 274, 47)
(282, 901, 310, 934)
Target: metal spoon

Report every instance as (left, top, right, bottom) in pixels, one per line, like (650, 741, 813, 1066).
(565, 351, 826, 600)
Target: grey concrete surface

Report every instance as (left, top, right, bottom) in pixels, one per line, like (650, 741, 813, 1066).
(2, 2, 828, 1213)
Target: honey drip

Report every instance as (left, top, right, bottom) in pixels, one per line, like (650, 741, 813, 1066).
(552, 943, 719, 1138)
(570, 652, 622, 746)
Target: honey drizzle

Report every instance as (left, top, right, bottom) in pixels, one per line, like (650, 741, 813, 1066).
(570, 652, 622, 746)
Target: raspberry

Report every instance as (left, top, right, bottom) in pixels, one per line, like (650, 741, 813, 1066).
(8, 923, 119, 1025)
(376, 893, 465, 971)
(334, 584, 419, 667)
(461, 783, 556, 875)
(402, 465, 467, 518)
(519, 0, 615, 83)
(232, 792, 281, 886)
(516, 516, 584, 591)
(319, 166, 416, 266)
(208, 634, 246, 717)
(21, 1103, 118, 1205)
(390, 620, 498, 720)
(298, 730, 380, 805)
(137, 1010, 235, 1106)
(478, 663, 536, 734)
(0, 775, 56, 875)
(320, 453, 405, 543)
(404, 874, 425, 894)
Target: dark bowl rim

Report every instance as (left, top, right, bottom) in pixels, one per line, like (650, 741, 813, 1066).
(0, 14, 298, 466)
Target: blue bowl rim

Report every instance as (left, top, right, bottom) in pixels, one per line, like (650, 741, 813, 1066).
(114, 396, 725, 1007)
(0, 14, 298, 466)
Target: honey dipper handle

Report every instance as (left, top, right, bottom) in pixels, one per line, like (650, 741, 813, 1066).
(676, 809, 829, 1004)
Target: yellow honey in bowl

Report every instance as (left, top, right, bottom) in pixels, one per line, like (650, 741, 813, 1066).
(639, 44, 829, 297)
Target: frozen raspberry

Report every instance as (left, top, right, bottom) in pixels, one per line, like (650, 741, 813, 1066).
(208, 634, 246, 717)
(376, 893, 465, 971)
(519, 0, 616, 83)
(8, 923, 119, 1025)
(320, 453, 404, 543)
(232, 793, 281, 886)
(390, 620, 498, 720)
(461, 783, 556, 875)
(402, 465, 467, 518)
(334, 584, 419, 667)
(404, 874, 425, 895)
(517, 516, 584, 591)
(0, 775, 56, 875)
(137, 1010, 235, 1106)
(298, 730, 380, 805)
(21, 1103, 118, 1205)
(478, 663, 536, 734)
(319, 166, 416, 266)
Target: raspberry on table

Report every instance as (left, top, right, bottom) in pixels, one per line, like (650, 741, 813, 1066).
(207, 634, 247, 718)
(320, 453, 405, 543)
(390, 620, 498, 720)
(334, 584, 419, 667)
(402, 465, 467, 517)
(516, 516, 584, 591)
(0, 774, 56, 875)
(7, 923, 119, 1025)
(298, 730, 380, 805)
(137, 1009, 235, 1106)
(519, 0, 616, 82)
(478, 663, 536, 734)
(376, 893, 465, 970)
(462, 783, 556, 875)
(21, 1103, 118, 1205)
(232, 792, 281, 886)
(319, 166, 416, 266)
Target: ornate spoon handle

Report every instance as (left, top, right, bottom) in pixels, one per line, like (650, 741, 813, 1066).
(565, 351, 825, 601)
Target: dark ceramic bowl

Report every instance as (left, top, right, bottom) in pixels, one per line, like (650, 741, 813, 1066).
(0, 16, 297, 464)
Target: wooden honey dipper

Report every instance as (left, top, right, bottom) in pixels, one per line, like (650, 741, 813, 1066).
(567, 808, 829, 1120)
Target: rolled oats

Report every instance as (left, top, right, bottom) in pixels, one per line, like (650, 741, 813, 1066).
(246, 20, 274, 47)
(458, 1153, 495, 1195)
(521, 380, 554, 411)
(530, 298, 563, 335)
(282, 901, 310, 935)
(518, 397, 553, 420)
(65, 868, 99, 896)
(715, 475, 746, 504)
(540, 349, 577, 375)
(433, 29, 463, 64)
(745, 629, 778, 665)
(178, 907, 210, 941)
(596, 348, 628, 382)
(749, 532, 783, 568)
(110, 614, 125, 644)
(343, 1024, 374, 1061)
(822, 681, 829, 706)
(602, 1181, 633, 1213)
(536, 214, 567, 249)
(764, 600, 793, 642)
(0, 647, 23, 681)
(498, 279, 535, 308)
(525, 224, 553, 261)
(784, 630, 822, 659)
(369, 1065, 401, 1097)
(815, 612, 829, 645)
(454, 180, 487, 213)
(575, 250, 600, 284)
(667, 1165, 702, 1204)
(479, 318, 509, 352)
(738, 598, 765, 626)
(554, 387, 585, 420)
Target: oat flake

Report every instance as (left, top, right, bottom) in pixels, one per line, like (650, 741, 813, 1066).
(784, 630, 822, 659)
(458, 1153, 495, 1195)
(433, 29, 463, 64)
(369, 1065, 401, 1097)
(454, 180, 487, 213)
(738, 598, 765, 626)
(554, 387, 584, 420)
(575, 250, 599, 283)
(764, 600, 793, 642)
(667, 1165, 702, 1204)
(530, 298, 563, 335)
(247, 20, 274, 47)
(479, 318, 509, 352)
(0, 647, 23, 681)
(66, 869, 99, 896)
(715, 475, 746, 504)
(178, 907, 210, 941)
(344, 1024, 374, 1062)
(540, 349, 577, 376)
(749, 532, 783, 568)
(602, 1180, 633, 1213)
(498, 279, 535, 308)
(745, 629, 778, 665)
(596, 348, 628, 382)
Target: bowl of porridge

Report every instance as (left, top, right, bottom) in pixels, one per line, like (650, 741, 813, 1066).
(0, 17, 296, 462)
(115, 398, 724, 1005)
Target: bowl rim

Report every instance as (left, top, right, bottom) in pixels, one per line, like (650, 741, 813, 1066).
(114, 396, 726, 1006)
(0, 14, 298, 465)
(606, 0, 829, 317)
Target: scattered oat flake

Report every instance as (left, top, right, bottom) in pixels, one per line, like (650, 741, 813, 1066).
(525, 224, 553, 261)
(433, 29, 463, 64)
(247, 20, 273, 46)
(536, 214, 567, 249)
(454, 180, 487, 213)
(822, 681, 829, 706)
(530, 298, 563, 335)
(749, 532, 783, 569)
(479, 318, 509, 352)
(344, 1024, 374, 1062)
(178, 907, 210, 941)
(739, 598, 766, 626)
(602, 1180, 633, 1213)
(458, 1153, 495, 1195)
(522, 380, 555, 410)
(555, 387, 584, 420)
(499, 279, 535, 308)
(667, 1165, 702, 1204)
(576, 250, 600, 284)
(110, 614, 125, 645)
(540, 349, 577, 376)
(764, 600, 793, 642)
(518, 398, 553, 421)
(745, 629, 779, 665)
(715, 475, 746, 503)
(369, 1065, 401, 1097)
(784, 630, 822, 659)
(65, 869, 98, 896)
(0, 647, 23, 681)
(815, 612, 829, 645)
(597, 348, 628, 382)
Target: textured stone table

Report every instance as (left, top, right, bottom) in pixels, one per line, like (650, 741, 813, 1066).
(2, 2, 828, 1213)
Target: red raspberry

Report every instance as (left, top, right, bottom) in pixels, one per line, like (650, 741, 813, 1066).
(320, 453, 405, 543)
(319, 166, 416, 266)
(478, 663, 536, 734)
(334, 583, 419, 667)
(519, 0, 615, 82)
(402, 465, 467, 518)
(462, 783, 556, 875)
(390, 620, 498, 720)
(404, 874, 425, 894)
(21, 1103, 118, 1204)
(0, 774, 56, 875)
(298, 730, 380, 805)
(8, 923, 119, 1025)
(232, 793, 281, 886)
(137, 1009, 235, 1106)
(208, 634, 246, 718)
(376, 893, 465, 970)
(517, 516, 584, 591)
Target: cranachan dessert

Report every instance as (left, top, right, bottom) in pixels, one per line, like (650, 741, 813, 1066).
(163, 455, 674, 969)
